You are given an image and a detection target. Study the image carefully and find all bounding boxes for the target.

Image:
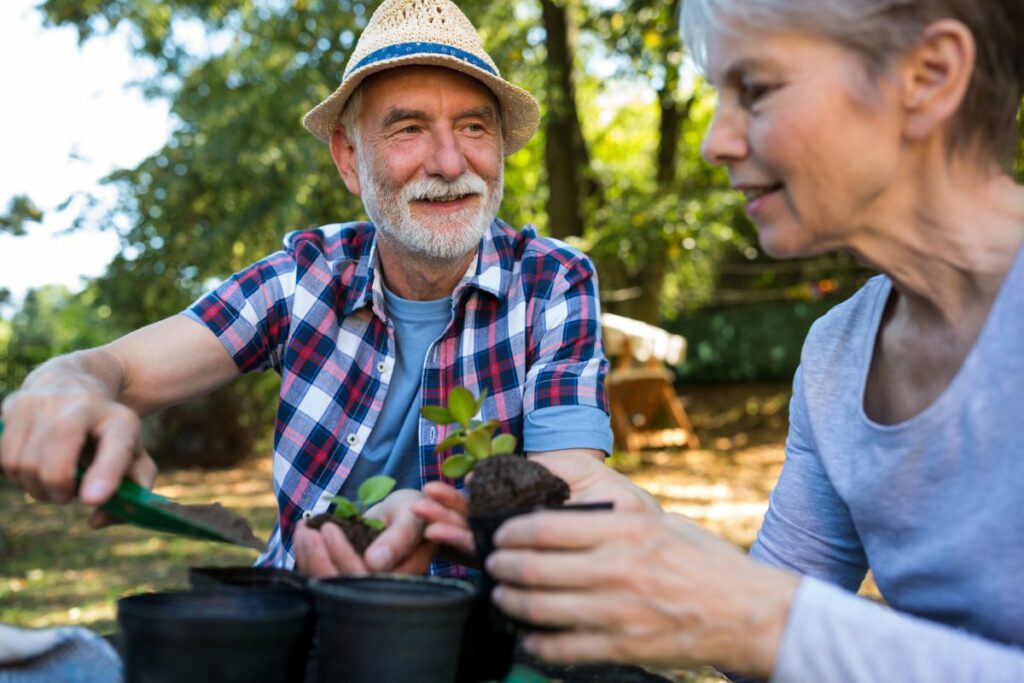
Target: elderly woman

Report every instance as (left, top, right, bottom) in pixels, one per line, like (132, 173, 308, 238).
(441, 1, 1024, 680)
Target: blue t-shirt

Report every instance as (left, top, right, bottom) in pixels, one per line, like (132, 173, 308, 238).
(752, 252, 1024, 681)
(337, 286, 613, 501)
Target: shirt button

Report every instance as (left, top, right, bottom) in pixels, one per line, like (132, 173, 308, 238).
(377, 361, 386, 373)
(346, 433, 358, 446)
(301, 511, 312, 520)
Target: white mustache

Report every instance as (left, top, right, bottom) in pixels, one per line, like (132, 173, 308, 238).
(401, 174, 488, 202)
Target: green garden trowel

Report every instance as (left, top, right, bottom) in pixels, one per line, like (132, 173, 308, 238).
(0, 418, 264, 550)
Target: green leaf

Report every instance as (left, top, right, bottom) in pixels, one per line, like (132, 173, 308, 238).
(447, 387, 476, 427)
(441, 454, 476, 479)
(363, 517, 386, 531)
(475, 387, 490, 414)
(331, 497, 358, 518)
(435, 427, 467, 453)
(420, 405, 455, 424)
(358, 475, 397, 508)
(491, 433, 517, 455)
(465, 428, 491, 459)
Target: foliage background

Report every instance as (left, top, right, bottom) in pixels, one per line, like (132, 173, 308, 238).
(1, 0, 1021, 464)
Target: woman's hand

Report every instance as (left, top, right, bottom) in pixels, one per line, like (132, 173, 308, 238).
(415, 450, 663, 564)
(486, 510, 799, 677)
(295, 489, 437, 577)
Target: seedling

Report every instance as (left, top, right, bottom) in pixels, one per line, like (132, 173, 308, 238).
(329, 475, 396, 531)
(421, 387, 517, 479)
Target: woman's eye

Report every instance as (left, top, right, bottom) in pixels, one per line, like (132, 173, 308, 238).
(739, 82, 773, 109)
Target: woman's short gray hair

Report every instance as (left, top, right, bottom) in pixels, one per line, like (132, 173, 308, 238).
(682, 0, 1024, 168)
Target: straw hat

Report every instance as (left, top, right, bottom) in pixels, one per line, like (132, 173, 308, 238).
(302, 0, 541, 155)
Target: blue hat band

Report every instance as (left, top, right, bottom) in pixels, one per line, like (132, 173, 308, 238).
(346, 41, 498, 79)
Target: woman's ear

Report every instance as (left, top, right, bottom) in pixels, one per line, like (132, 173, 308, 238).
(899, 18, 975, 143)
(330, 126, 362, 196)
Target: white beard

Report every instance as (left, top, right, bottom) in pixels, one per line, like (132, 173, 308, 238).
(356, 145, 504, 262)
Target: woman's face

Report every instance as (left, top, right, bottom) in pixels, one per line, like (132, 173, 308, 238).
(700, 26, 907, 258)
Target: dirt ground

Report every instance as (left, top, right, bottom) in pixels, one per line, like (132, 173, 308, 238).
(615, 382, 792, 550)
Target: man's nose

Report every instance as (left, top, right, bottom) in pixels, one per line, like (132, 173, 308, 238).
(423, 129, 468, 180)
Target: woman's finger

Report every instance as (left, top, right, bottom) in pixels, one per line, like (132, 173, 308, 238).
(487, 546, 625, 590)
(495, 510, 656, 550)
(492, 584, 625, 630)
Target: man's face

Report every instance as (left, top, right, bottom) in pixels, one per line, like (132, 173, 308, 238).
(348, 66, 505, 261)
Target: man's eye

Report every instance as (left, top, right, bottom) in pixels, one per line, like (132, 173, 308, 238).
(400, 125, 420, 134)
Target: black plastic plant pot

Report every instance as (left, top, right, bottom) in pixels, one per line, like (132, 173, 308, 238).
(117, 590, 312, 683)
(309, 574, 475, 683)
(188, 566, 309, 593)
(468, 501, 615, 642)
(454, 575, 518, 683)
(188, 566, 318, 683)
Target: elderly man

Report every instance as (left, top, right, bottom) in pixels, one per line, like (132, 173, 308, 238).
(0, 0, 611, 576)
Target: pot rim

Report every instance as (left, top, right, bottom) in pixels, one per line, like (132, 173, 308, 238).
(468, 500, 614, 522)
(309, 573, 476, 608)
(117, 590, 310, 623)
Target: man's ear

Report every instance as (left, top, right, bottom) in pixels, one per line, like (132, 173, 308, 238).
(899, 18, 974, 143)
(330, 126, 362, 195)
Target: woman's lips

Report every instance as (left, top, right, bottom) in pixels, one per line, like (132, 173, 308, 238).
(742, 185, 783, 217)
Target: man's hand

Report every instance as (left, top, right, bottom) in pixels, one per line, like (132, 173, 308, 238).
(294, 489, 437, 577)
(528, 450, 662, 514)
(1, 374, 156, 518)
(2, 317, 240, 520)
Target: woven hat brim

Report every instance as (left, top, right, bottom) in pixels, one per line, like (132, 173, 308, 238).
(302, 55, 540, 155)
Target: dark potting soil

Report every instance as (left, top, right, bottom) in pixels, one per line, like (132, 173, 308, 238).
(156, 500, 265, 550)
(305, 514, 382, 555)
(467, 454, 570, 515)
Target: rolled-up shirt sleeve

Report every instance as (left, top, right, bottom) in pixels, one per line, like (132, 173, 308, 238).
(523, 405, 614, 456)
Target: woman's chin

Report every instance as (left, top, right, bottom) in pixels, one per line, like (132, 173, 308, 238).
(758, 226, 826, 260)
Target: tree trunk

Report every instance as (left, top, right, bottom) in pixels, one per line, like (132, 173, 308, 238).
(627, 0, 693, 324)
(541, 0, 589, 240)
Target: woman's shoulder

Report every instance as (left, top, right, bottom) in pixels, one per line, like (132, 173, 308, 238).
(799, 274, 890, 376)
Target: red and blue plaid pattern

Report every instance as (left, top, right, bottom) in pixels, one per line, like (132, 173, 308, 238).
(185, 219, 609, 569)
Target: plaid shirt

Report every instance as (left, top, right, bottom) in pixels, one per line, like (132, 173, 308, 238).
(185, 219, 609, 569)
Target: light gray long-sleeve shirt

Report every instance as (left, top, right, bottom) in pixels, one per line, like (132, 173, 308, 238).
(750, 257, 1024, 682)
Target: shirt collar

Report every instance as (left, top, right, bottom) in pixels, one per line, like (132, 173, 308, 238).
(342, 219, 516, 317)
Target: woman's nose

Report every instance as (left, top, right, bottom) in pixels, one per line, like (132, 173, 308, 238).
(700, 104, 748, 167)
